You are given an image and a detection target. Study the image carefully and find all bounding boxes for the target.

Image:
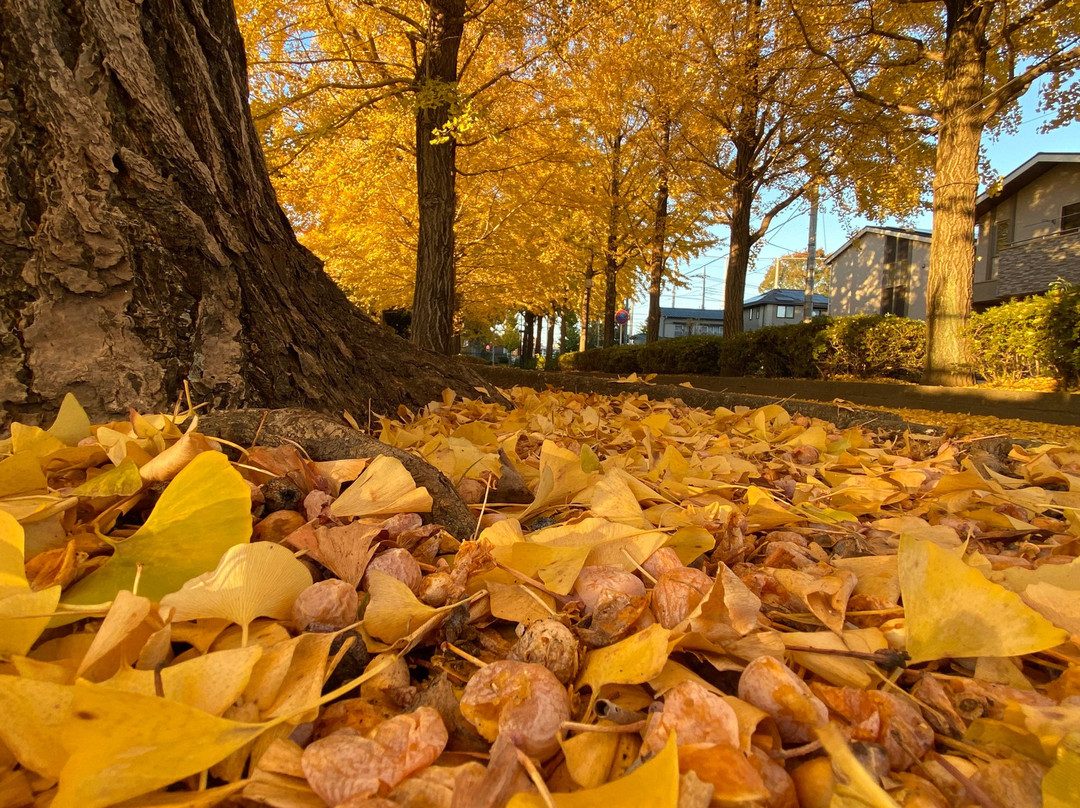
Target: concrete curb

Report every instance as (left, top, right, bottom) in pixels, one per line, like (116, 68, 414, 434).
(473, 366, 939, 435)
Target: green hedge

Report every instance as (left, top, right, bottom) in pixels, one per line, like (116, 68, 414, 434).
(560, 290, 1080, 390)
(561, 315, 923, 381)
(965, 283, 1080, 388)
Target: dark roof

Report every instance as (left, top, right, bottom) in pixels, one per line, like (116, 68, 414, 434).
(659, 307, 724, 320)
(824, 226, 932, 264)
(975, 153, 1080, 219)
(743, 289, 830, 307)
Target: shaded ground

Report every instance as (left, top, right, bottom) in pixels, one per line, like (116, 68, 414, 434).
(474, 366, 1080, 445)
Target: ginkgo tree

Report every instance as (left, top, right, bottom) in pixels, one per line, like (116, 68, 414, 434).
(678, 0, 850, 338)
(237, 0, 580, 354)
(791, 0, 1080, 386)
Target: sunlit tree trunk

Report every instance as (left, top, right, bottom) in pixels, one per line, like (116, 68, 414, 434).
(646, 117, 671, 344)
(0, 0, 485, 427)
(923, 0, 988, 386)
(724, 147, 756, 338)
(411, 0, 466, 356)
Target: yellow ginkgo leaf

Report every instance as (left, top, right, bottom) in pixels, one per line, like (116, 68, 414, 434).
(330, 454, 433, 518)
(10, 422, 66, 458)
(509, 730, 679, 808)
(490, 542, 590, 595)
(0, 511, 61, 655)
(46, 393, 92, 446)
(898, 536, 1068, 663)
(161, 542, 312, 646)
(53, 682, 266, 808)
(76, 589, 170, 680)
(587, 469, 651, 529)
(560, 725, 621, 789)
(0, 675, 75, 778)
(0, 451, 48, 498)
(577, 623, 672, 695)
(363, 569, 439, 644)
(101, 645, 264, 716)
(70, 459, 145, 498)
(816, 723, 900, 808)
(138, 420, 218, 483)
(62, 451, 252, 606)
(1044, 733, 1080, 808)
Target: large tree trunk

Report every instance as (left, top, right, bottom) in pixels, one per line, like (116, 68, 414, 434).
(723, 159, 756, 339)
(411, 0, 466, 356)
(602, 134, 623, 349)
(646, 117, 671, 344)
(922, 0, 988, 387)
(0, 0, 490, 427)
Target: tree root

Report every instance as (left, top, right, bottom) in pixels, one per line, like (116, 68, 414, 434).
(200, 408, 477, 541)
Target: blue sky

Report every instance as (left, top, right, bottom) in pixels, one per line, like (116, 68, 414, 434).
(642, 88, 1079, 328)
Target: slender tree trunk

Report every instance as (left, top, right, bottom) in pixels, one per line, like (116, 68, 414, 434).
(722, 0, 762, 340)
(603, 134, 623, 349)
(411, 0, 466, 356)
(0, 0, 487, 428)
(535, 314, 543, 361)
(646, 117, 672, 344)
(559, 309, 567, 354)
(522, 311, 534, 362)
(923, 0, 988, 387)
(545, 313, 555, 370)
(723, 153, 756, 338)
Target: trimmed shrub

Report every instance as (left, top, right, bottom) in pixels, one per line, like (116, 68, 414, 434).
(816, 315, 925, 381)
(966, 283, 1080, 389)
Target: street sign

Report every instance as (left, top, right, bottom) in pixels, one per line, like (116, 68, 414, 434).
(614, 309, 629, 325)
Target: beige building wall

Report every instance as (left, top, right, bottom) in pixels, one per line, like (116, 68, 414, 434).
(975, 163, 1080, 304)
(828, 230, 932, 319)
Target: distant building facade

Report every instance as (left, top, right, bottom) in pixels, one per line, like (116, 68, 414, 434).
(657, 307, 725, 338)
(973, 153, 1080, 308)
(742, 289, 829, 331)
(824, 226, 932, 319)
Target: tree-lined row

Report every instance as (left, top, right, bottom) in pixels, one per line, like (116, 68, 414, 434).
(238, 0, 1080, 384)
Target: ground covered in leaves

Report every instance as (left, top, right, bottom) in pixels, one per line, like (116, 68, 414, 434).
(1, 388, 1078, 808)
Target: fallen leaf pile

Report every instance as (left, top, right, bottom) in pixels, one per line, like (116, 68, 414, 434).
(1, 388, 1078, 808)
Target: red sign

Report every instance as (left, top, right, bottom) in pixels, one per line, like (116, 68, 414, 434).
(614, 309, 630, 325)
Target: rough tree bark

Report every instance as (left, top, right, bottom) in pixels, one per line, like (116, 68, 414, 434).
(646, 117, 671, 344)
(723, 151, 757, 339)
(0, 0, 492, 428)
(922, 0, 989, 387)
(411, 0, 466, 356)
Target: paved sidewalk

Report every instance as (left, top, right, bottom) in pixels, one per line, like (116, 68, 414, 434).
(650, 375, 1080, 427)
(473, 366, 1078, 429)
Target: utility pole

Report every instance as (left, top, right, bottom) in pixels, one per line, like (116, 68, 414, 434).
(804, 185, 819, 322)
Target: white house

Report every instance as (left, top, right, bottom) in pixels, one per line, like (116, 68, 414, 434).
(742, 289, 829, 330)
(657, 307, 725, 338)
(824, 226, 933, 319)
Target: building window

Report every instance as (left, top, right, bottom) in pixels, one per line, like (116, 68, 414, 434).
(989, 219, 1010, 279)
(1063, 203, 1080, 233)
(673, 323, 685, 337)
(881, 235, 909, 317)
(776, 305, 795, 319)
